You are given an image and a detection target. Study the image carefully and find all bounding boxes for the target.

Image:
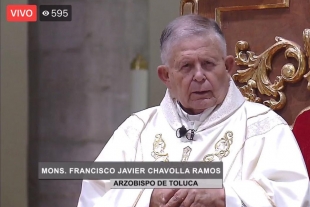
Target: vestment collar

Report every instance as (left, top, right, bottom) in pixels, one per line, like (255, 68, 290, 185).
(160, 79, 245, 132)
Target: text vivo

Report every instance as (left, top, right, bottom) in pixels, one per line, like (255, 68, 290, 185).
(10, 9, 34, 17)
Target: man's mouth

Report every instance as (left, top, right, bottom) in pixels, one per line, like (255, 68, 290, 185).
(191, 91, 213, 99)
(193, 91, 209, 95)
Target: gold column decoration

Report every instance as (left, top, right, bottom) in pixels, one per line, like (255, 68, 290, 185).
(130, 55, 148, 113)
(303, 29, 310, 90)
(180, 0, 199, 15)
(232, 33, 307, 110)
(131, 55, 148, 71)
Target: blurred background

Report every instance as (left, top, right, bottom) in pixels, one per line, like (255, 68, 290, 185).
(1, 0, 180, 206)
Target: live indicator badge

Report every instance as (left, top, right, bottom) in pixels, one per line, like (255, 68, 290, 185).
(39, 5, 72, 21)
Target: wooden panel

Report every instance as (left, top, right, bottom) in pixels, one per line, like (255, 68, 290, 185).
(181, 0, 310, 125)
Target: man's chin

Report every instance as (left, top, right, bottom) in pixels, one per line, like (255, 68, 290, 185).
(190, 100, 216, 112)
(194, 98, 216, 106)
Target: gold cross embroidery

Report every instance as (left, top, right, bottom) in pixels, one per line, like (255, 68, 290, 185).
(203, 131, 233, 162)
(181, 146, 192, 162)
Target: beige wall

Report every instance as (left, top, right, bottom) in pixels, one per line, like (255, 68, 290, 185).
(0, 0, 180, 206)
(148, 0, 180, 107)
(1, 0, 28, 206)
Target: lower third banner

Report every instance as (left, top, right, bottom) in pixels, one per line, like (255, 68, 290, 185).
(110, 179, 222, 189)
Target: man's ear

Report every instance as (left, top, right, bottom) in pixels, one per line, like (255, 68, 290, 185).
(157, 65, 170, 87)
(224, 55, 236, 76)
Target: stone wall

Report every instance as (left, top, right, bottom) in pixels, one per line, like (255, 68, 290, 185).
(28, 0, 149, 206)
(1, 0, 28, 206)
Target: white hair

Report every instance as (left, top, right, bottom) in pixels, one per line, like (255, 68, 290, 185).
(160, 15, 227, 65)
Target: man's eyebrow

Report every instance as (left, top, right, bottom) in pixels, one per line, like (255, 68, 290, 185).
(179, 59, 191, 64)
(175, 58, 190, 66)
(175, 57, 190, 64)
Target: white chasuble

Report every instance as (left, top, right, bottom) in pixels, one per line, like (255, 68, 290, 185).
(78, 80, 310, 207)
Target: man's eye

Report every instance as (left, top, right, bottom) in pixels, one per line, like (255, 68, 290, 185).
(203, 61, 212, 65)
(202, 61, 214, 68)
(182, 63, 190, 68)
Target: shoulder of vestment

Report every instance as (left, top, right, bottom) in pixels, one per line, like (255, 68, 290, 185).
(243, 101, 289, 139)
(117, 106, 159, 135)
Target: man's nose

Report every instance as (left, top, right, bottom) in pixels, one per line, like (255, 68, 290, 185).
(193, 66, 206, 82)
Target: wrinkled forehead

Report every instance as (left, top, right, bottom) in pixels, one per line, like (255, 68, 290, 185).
(166, 34, 224, 65)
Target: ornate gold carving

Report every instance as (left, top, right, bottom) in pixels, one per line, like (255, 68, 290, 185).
(233, 36, 307, 110)
(203, 131, 233, 162)
(304, 29, 310, 58)
(238, 81, 262, 103)
(181, 146, 192, 162)
(303, 29, 310, 90)
(151, 134, 169, 162)
(180, 0, 198, 15)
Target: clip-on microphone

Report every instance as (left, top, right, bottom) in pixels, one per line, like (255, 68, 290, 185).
(176, 125, 195, 141)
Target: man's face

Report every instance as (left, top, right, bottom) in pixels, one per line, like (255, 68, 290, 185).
(158, 35, 233, 114)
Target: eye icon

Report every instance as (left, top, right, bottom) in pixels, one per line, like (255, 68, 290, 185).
(42, 10, 49, 16)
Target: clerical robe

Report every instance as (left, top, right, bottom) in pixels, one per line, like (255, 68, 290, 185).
(77, 80, 310, 207)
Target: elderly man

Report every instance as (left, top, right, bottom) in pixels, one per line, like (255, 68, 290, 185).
(78, 15, 309, 207)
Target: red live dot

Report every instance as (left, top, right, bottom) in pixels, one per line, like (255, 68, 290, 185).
(7, 5, 37, 22)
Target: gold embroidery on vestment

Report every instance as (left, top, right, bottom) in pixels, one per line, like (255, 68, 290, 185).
(181, 146, 192, 162)
(151, 134, 169, 162)
(203, 131, 233, 162)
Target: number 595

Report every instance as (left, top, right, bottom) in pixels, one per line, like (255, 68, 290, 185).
(51, 9, 68, 17)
